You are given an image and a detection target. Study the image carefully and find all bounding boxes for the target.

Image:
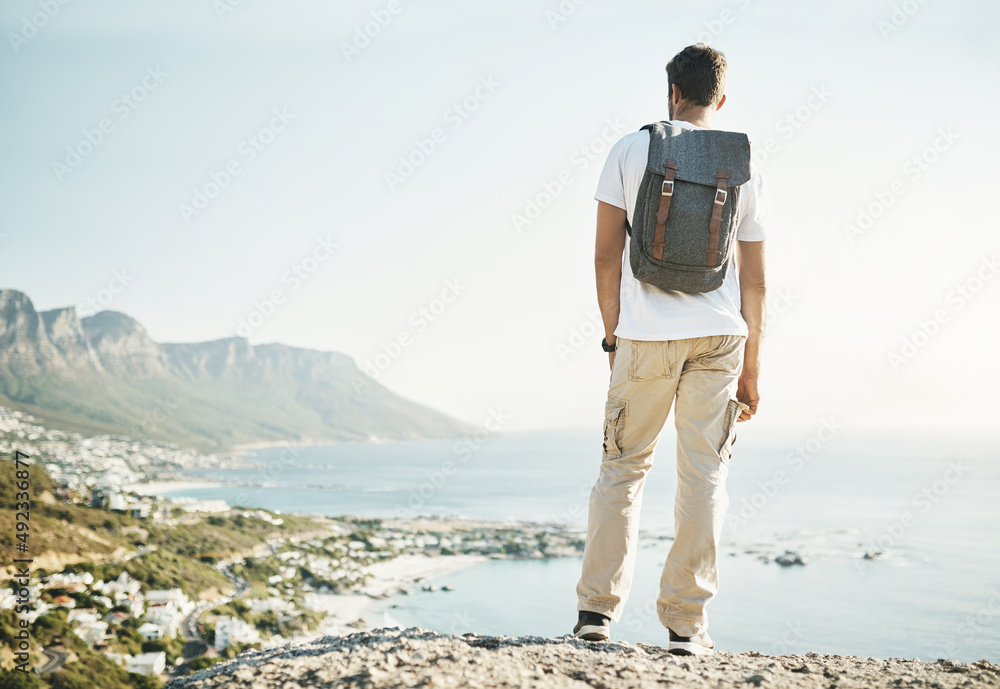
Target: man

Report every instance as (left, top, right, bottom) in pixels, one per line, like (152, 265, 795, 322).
(572, 44, 768, 655)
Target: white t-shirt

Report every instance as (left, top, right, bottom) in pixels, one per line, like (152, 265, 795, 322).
(594, 119, 769, 341)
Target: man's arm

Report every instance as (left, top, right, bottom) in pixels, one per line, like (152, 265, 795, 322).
(595, 201, 628, 370)
(736, 239, 766, 421)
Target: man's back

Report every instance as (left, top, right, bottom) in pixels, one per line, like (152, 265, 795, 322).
(594, 120, 770, 342)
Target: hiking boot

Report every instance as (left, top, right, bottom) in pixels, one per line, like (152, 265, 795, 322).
(573, 610, 611, 641)
(668, 628, 715, 655)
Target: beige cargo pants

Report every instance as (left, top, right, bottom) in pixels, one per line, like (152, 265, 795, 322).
(576, 333, 746, 638)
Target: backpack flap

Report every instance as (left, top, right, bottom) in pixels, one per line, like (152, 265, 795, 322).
(642, 122, 751, 187)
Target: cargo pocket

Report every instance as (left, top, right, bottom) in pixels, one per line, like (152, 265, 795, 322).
(718, 398, 741, 465)
(602, 396, 628, 460)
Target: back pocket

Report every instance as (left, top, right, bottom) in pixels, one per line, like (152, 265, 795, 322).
(627, 340, 672, 382)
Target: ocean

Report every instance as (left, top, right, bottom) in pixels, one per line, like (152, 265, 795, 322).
(166, 429, 1000, 663)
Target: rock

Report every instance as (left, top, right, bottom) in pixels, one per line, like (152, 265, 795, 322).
(442, 585, 454, 592)
(863, 551, 882, 560)
(774, 551, 807, 567)
(163, 627, 999, 689)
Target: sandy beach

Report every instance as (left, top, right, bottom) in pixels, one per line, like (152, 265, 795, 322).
(126, 479, 226, 495)
(293, 553, 490, 641)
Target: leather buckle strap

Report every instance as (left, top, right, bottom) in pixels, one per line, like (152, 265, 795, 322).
(651, 159, 678, 260)
(706, 169, 730, 268)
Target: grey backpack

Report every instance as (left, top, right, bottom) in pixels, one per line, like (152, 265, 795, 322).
(626, 121, 752, 293)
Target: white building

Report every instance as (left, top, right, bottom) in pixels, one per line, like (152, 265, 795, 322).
(67, 609, 100, 625)
(74, 620, 109, 648)
(108, 492, 129, 511)
(138, 622, 165, 641)
(144, 601, 182, 637)
(146, 589, 187, 607)
(126, 651, 166, 676)
(214, 615, 260, 651)
(94, 572, 142, 597)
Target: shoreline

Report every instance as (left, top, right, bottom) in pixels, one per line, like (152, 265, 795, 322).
(126, 479, 227, 495)
(284, 553, 491, 642)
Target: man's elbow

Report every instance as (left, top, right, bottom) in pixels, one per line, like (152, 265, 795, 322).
(595, 253, 621, 271)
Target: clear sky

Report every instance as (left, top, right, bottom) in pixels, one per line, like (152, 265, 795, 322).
(1, 0, 998, 440)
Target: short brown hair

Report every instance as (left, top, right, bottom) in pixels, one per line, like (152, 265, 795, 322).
(666, 44, 728, 107)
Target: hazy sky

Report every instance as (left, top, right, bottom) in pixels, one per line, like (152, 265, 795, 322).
(1, 1, 998, 441)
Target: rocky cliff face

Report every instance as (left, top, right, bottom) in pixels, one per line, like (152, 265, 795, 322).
(164, 627, 999, 689)
(81, 310, 169, 378)
(0, 289, 473, 449)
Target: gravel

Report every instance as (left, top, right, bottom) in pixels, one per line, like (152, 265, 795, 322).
(166, 626, 1000, 689)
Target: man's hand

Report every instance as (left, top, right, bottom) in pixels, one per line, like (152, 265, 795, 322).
(608, 351, 615, 372)
(736, 374, 759, 422)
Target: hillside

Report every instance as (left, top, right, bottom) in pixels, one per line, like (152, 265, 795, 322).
(164, 627, 1000, 689)
(0, 289, 473, 451)
(0, 455, 134, 574)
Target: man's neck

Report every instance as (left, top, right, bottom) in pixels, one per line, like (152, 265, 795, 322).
(670, 103, 715, 129)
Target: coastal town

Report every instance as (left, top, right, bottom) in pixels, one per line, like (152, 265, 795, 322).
(0, 405, 586, 687)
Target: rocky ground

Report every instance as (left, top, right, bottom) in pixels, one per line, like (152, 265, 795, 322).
(165, 626, 999, 689)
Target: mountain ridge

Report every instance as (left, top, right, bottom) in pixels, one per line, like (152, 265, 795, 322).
(0, 288, 473, 450)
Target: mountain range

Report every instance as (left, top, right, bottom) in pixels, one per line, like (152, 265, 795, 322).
(0, 289, 473, 451)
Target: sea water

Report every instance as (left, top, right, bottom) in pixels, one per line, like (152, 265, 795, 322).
(168, 429, 1000, 662)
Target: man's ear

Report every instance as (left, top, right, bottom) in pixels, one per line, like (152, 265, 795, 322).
(671, 83, 682, 106)
(715, 94, 727, 111)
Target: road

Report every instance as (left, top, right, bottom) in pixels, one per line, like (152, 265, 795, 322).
(38, 646, 70, 674)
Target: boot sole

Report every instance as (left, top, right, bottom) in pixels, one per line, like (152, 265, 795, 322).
(668, 642, 714, 656)
(573, 625, 610, 641)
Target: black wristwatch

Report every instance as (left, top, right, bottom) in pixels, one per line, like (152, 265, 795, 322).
(601, 337, 617, 353)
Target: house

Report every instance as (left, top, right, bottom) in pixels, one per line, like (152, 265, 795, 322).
(104, 652, 128, 667)
(67, 609, 100, 625)
(0, 589, 16, 609)
(138, 622, 165, 641)
(74, 620, 109, 647)
(53, 595, 76, 608)
(144, 602, 181, 637)
(214, 615, 260, 651)
(146, 589, 187, 607)
(126, 651, 166, 676)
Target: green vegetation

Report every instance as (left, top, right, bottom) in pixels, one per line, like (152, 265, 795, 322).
(205, 598, 324, 640)
(140, 636, 185, 666)
(0, 670, 45, 689)
(144, 512, 318, 564)
(0, 609, 162, 689)
(61, 549, 231, 600)
(0, 460, 137, 557)
(186, 656, 222, 673)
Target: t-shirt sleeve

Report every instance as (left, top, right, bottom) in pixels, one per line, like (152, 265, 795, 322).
(594, 136, 628, 210)
(736, 160, 769, 242)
